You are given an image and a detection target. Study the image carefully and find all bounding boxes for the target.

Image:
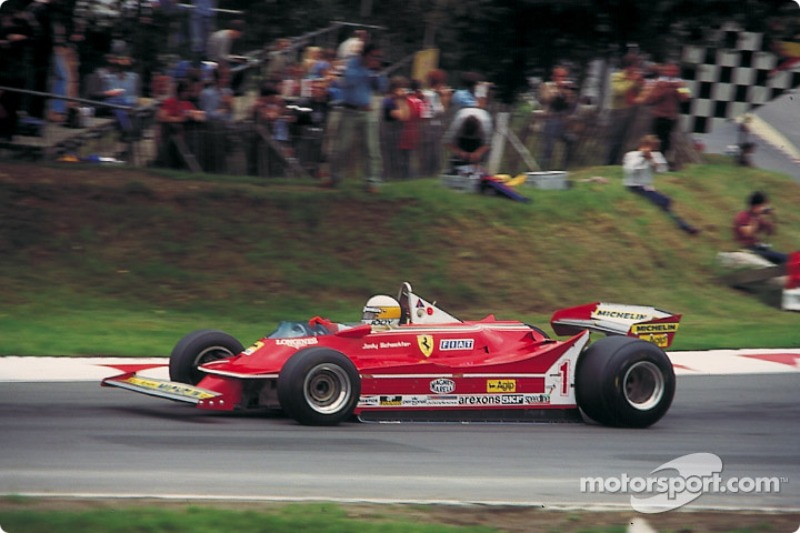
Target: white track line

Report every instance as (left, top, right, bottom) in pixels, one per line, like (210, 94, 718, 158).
(0, 350, 798, 382)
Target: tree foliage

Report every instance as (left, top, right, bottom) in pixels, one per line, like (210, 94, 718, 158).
(225, 0, 796, 101)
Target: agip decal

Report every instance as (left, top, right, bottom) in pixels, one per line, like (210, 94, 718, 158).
(487, 379, 516, 393)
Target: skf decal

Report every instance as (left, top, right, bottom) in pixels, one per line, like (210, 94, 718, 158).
(275, 338, 319, 349)
(439, 339, 474, 351)
(430, 378, 456, 394)
(417, 335, 434, 357)
(630, 323, 679, 334)
(243, 341, 264, 356)
(487, 379, 516, 393)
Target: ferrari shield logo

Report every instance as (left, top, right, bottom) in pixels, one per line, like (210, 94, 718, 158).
(417, 335, 434, 357)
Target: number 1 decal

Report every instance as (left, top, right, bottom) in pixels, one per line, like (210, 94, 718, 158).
(559, 360, 570, 396)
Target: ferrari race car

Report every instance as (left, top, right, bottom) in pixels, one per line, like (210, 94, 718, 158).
(103, 283, 682, 428)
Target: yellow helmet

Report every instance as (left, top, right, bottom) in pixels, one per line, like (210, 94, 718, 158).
(362, 295, 402, 327)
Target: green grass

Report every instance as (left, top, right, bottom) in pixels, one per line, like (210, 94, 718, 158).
(0, 503, 500, 533)
(0, 500, 790, 533)
(1, 157, 798, 356)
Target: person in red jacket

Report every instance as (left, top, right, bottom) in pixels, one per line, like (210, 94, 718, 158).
(640, 62, 691, 169)
(733, 191, 788, 264)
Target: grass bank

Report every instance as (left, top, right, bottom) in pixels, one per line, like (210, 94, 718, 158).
(1, 158, 798, 356)
(0, 499, 796, 533)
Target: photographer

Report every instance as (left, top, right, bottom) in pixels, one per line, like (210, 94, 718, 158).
(538, 65, 577, 170)
(640, 62, 691, 170)
(733, 191, 788, 264)
(623, 135, 699, 235)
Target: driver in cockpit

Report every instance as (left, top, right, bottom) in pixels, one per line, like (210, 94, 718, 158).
(361, 295, 403, 328)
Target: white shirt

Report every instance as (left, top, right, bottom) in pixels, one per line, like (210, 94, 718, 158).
(622, 149, 667, 188)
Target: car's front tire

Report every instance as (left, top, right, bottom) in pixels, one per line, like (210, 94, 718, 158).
(277, 348, 361, 426)
(575, 336, 675, 428)
(169, 330, 244, 385)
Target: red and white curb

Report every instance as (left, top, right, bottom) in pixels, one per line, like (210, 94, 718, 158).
(0, 349, 798, 382)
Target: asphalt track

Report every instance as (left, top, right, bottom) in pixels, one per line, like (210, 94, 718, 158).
(0, 355, 798, 512)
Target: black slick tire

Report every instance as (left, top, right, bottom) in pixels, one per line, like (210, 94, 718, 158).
(575, 336, 675, 428)
(277, 347, 361, 426)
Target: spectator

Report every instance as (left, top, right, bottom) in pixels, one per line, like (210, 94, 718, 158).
(538, 65, 578, 170)
(337, 29, 366, 61)
(294, 77, 332, 177)
(198, 67, 233, 123)
(733, 191, 788, 264)
(190, 0, 216, 60)
(623, 135, 699, 235)
(155, 79, 205, 169)
(639, 62, 691, 170)
(736, 115, 757, 167)
(198, 67, 234, 173)
(25, 0, 55, 120)
(280, 63, 304, 101)
(84, 53, 112, 110)
(381, 75, 410, 180)
(307, 47, 334, 80)
(264, 37, 292, 83)
(206, 19, 245, 91)
(247, 82, 293, 177)
(327, 43, 388, 191)
(0, 4, 31, 140)
(398, 79, 424, 179)
(101, 53, 141, 138)
(451, 71, 482, 110)
(606, 53, 645, 165)
(302, 46, 321, 77)
(419, 68, 451, 176)
(48, 0, 80, 124)
(443, 106, 493, 172)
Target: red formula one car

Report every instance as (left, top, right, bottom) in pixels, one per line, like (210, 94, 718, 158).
(103, 283, 682, 428)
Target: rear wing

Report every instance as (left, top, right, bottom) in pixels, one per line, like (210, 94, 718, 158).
(550, 302, 681, 349)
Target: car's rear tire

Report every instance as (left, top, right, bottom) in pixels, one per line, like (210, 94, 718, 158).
(277, 348, 361, 426)
(169, 330, 244, 385)
(575, 336, 675, 428)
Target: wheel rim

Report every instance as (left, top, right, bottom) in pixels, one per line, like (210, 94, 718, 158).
(303, 363, 352, 415)
(191, 346, 234, 382)
(623, 361, 665, 411)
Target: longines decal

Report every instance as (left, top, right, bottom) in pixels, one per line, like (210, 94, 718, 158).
(275, 338, 319, 349)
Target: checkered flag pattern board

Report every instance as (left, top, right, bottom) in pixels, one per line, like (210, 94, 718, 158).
(680, 22, 800, 133)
